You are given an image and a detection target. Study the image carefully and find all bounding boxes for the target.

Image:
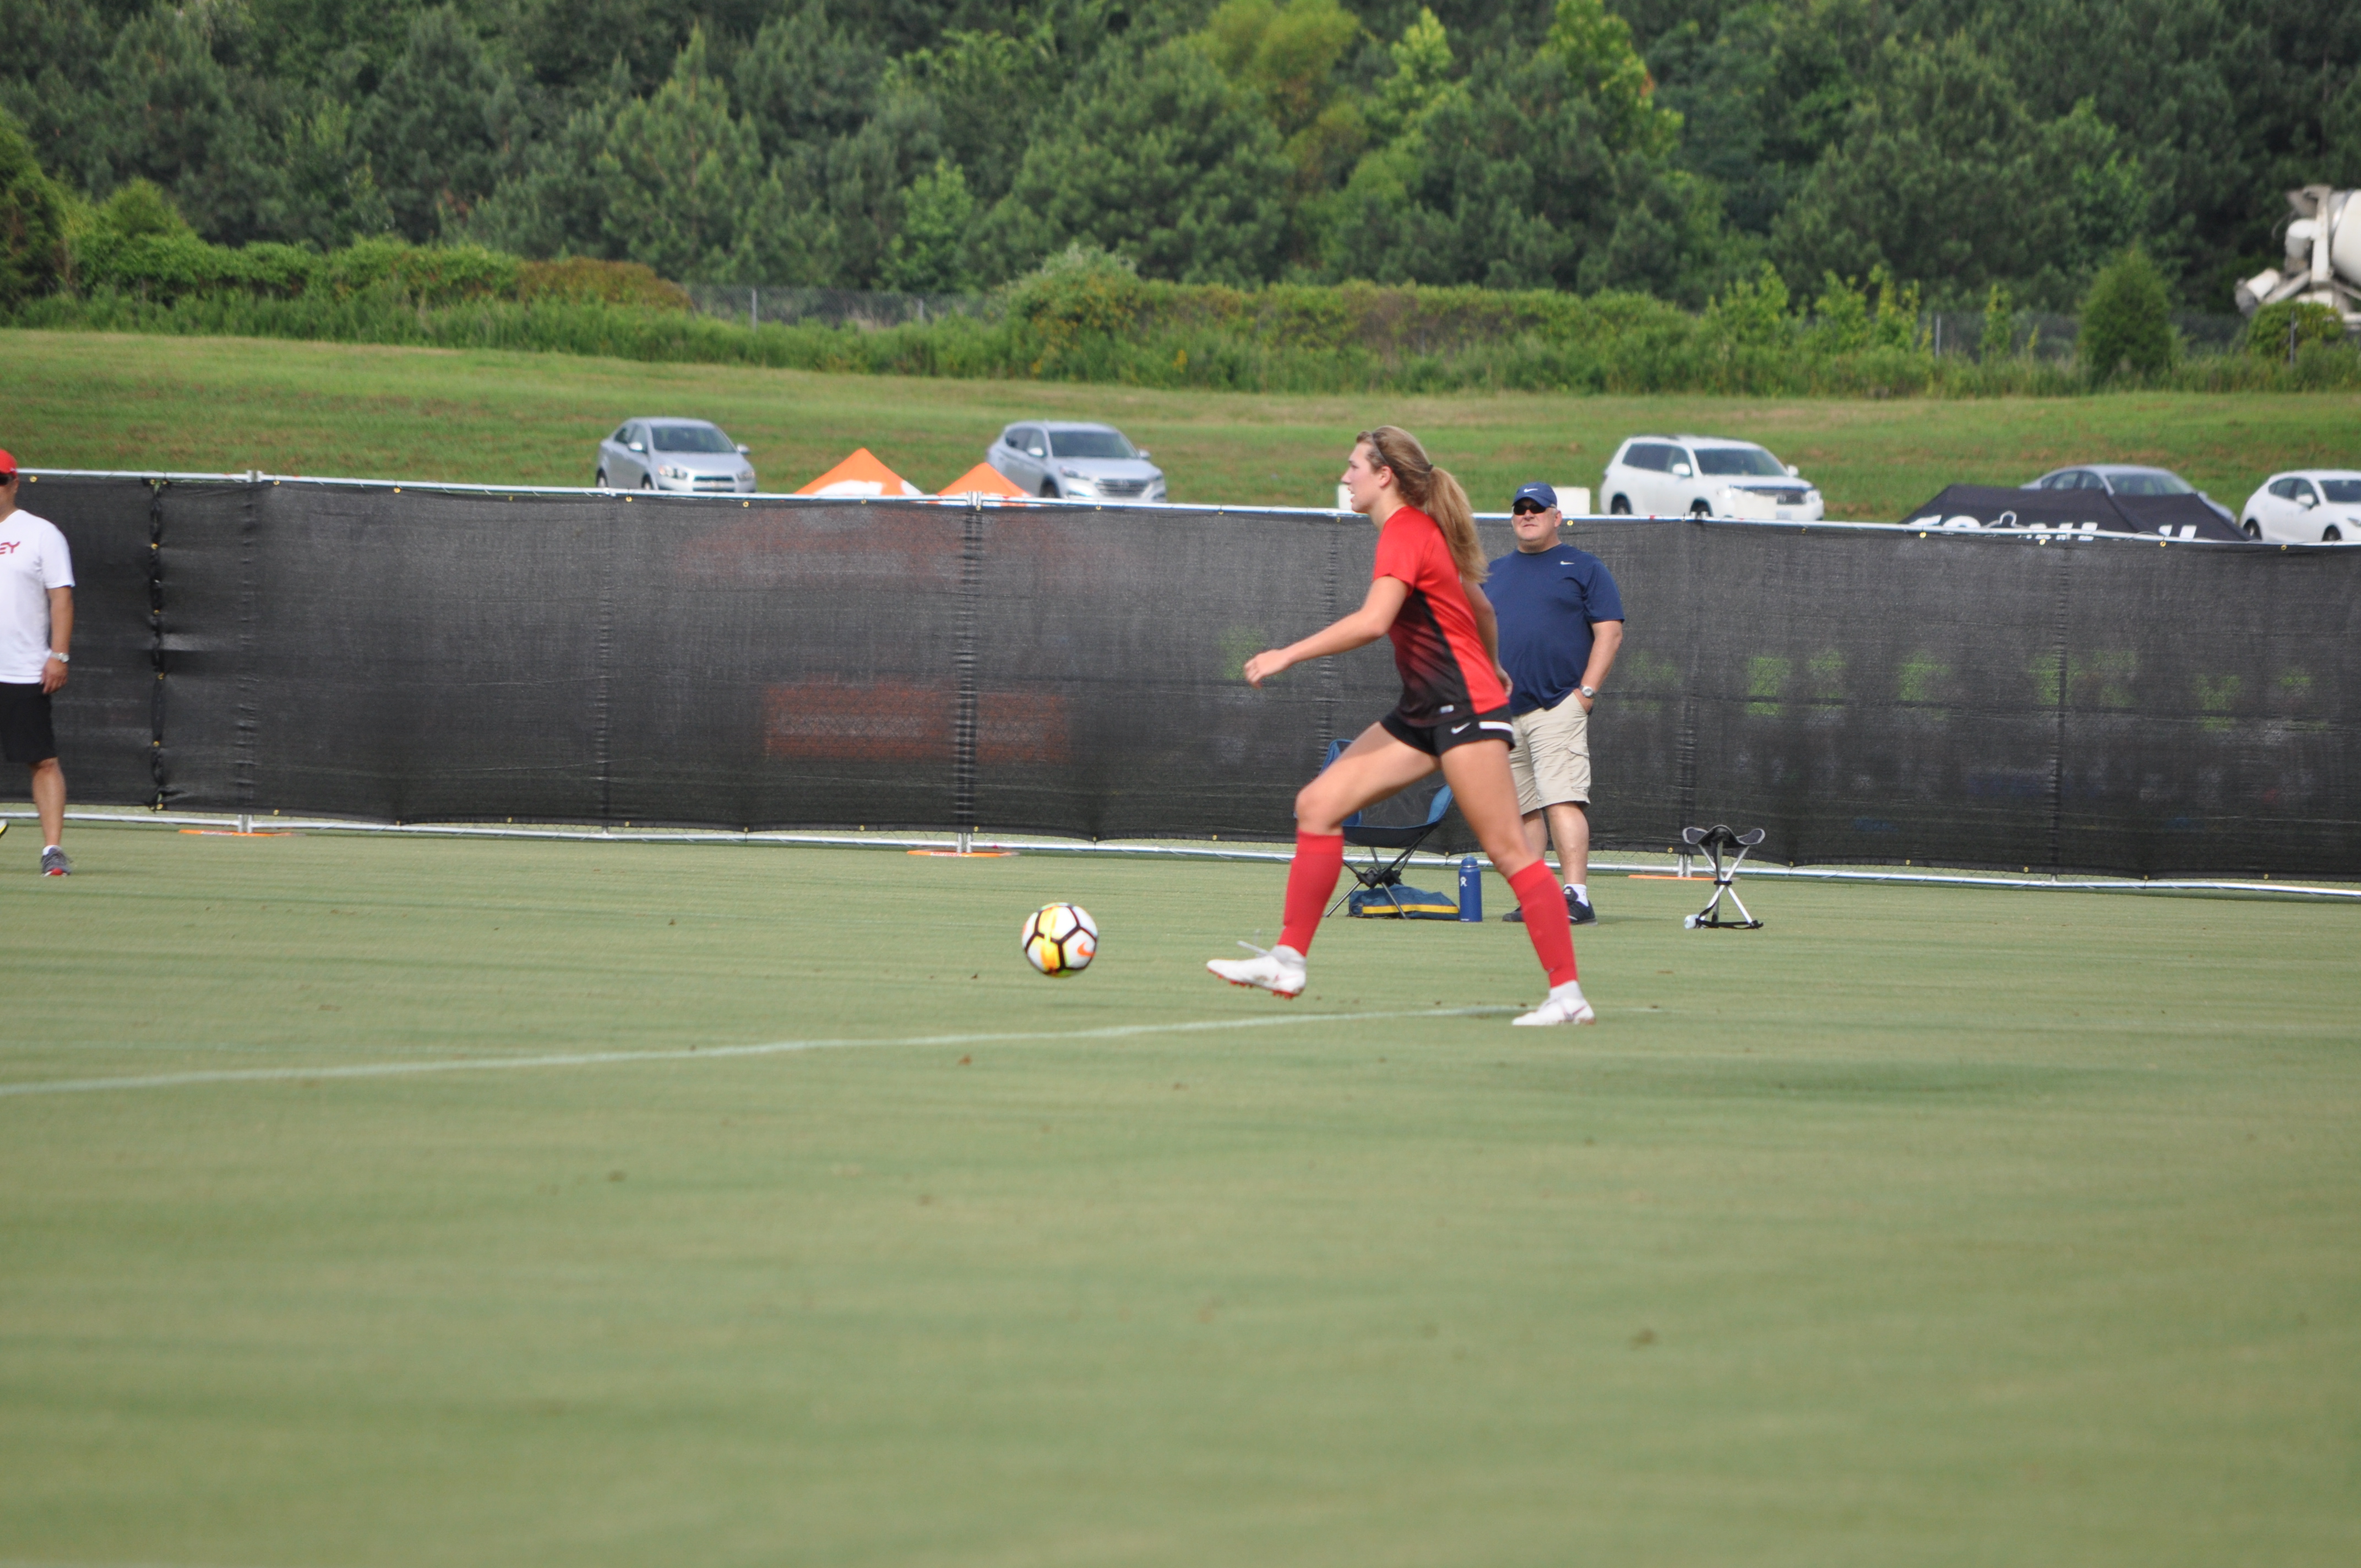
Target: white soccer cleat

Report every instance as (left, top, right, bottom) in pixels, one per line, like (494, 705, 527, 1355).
(1207, 941, 1307, 999)
(1513, 981, 1595, 1027)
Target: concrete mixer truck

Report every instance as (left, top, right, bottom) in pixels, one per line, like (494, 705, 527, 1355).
(2237, 185, 2361, 331)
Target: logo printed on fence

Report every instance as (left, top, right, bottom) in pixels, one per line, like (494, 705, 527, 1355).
(764, 680, 1070, 764)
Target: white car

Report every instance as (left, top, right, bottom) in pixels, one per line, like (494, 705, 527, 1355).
(596, 418, 756, 493)
(1601, 435, 1824, 520)
(2237, 470, 2361, 542)
(2023, 464, 2234, 524)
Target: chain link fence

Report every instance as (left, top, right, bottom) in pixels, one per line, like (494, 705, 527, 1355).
(680, 284, 2256, 364)
(681, 284, 993, 330)
(1920, 311, 2251, 360)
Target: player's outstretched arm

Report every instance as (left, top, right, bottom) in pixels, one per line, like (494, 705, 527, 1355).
(1243, 576, 1410, 687)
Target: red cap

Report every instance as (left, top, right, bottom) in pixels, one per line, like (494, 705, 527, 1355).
(0, 450, 15, 479)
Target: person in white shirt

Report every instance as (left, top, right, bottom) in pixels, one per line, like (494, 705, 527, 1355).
(0, 452, 74, 874)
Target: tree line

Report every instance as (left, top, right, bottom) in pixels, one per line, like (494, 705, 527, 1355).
(2, 0, 2356, 311)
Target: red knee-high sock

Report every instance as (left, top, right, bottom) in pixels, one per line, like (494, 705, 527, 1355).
(1279, 831, 1346, 955)
(1508, 861, 1580, 988)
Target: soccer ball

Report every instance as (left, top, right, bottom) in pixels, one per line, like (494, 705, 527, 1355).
(1021, 902, 1098, 977)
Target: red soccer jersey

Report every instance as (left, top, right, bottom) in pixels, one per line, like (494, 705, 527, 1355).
(1372, 506, 1506, 725)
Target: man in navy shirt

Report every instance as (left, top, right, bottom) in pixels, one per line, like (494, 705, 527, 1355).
(1488, 483, 1623, 924)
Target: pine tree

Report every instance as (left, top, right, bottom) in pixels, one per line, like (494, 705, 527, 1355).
(0, 107, 66, 308)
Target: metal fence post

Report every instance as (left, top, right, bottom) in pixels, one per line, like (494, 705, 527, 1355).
(953, 498, 984, 851)
(146, 479, 169, 809)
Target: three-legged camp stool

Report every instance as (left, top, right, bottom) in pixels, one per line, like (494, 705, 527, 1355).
(1680, 824, 1765, 929)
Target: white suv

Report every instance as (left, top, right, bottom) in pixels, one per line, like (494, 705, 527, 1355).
(989, 421, 1167, 501)
(1602, 435, 1824, 520)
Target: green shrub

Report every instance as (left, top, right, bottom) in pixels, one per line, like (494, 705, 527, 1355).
(93, 179, 190, 241)
(1977, 284, 2016, 361)
(517, 257, 691, 308)
(2077, 248, 2174, 382)
(1003, 245, 1152, 363)
(72, 231, 320, 300)
(316, 238, 519, 304)
(66, 231, 527, 307)
(15, 226, 2361, 398)
(2245, 300, 2347, 359)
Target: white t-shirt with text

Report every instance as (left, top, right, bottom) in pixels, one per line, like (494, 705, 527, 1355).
(0, 509, 75, 684)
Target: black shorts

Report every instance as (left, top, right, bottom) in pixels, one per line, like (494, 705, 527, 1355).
(0, 683, 57, 765)
(1380, 704, 1515, 756)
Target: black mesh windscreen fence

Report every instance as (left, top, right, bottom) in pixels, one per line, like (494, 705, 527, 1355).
(26, 474, 2361, 876)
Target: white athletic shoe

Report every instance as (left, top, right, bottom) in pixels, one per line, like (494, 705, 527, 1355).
(1512, 981, 1595, 1027)
(1207, 941, 1307, 999)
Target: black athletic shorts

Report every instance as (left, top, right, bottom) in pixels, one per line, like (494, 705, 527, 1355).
(0, 683, 57, 765)
(1380, 704, 1515, 756)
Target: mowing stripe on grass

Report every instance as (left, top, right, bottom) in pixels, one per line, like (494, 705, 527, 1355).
(0, 1561, 260, 1568)
(0, 1006, 1521, 1098)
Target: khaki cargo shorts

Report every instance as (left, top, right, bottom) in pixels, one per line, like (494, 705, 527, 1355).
(1508, 692, 1591, 815)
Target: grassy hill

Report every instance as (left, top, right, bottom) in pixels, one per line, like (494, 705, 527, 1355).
(8, 329, 2358, 519)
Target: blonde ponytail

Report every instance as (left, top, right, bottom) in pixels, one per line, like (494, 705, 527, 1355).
(1357, 426, 1487, 584)
(1423, 465, 1484, 584)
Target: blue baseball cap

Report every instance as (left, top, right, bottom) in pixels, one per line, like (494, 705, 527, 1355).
(1511, 482, 1557, 510)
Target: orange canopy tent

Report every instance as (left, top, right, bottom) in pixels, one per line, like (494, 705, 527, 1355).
(934, 461, 1031, 499)
(795, 448, 928, 498)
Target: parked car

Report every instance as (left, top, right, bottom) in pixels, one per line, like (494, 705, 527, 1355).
(2237, 470, 2361, 542)
(596, 418, 757, 493)
(2022, 464, 2233, 523)
(1601, 435, 1824, 520)
(989, 421, 1167, 501)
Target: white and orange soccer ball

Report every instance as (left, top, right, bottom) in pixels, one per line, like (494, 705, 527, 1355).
(1020, 902, 1098, 977)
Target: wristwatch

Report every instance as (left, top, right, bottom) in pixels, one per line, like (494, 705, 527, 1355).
(47, 651, 68, 663)
(1578, 684, 1596, 699)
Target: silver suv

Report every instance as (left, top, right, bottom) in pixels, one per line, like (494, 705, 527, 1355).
(989, 421, 1167, 501)
(597, 418, 756, 493)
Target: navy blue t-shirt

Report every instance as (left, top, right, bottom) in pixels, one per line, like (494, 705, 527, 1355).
(1486, 543, 1625, 716)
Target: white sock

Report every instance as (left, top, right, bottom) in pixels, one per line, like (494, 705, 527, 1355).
(44, 844, 59, 854)
(1551, 979, 1586, 1001)
(1271, 944, 1305, 967)
(1568, 883, 1587, 902)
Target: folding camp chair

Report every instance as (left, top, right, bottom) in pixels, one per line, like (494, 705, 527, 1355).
(1317, 739, 1459, 918)
(1680, 824, 1765, 929)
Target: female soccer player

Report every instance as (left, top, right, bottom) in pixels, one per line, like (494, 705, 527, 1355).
(1207, 426, 1592, 1026)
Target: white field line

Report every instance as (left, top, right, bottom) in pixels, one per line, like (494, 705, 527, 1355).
(7, 808, 2355, 899)
(0, 1007, 1519, 1099)
(0, 1562, 296, 1568)
(0, 1561, 278, 1568)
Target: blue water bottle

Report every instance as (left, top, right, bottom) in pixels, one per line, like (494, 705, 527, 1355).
(1457, 855, 1482, 921)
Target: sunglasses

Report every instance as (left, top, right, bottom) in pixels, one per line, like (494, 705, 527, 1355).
(1511, 502, 1550, 515)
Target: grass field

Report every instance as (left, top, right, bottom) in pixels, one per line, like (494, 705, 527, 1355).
(8, 329, 2359, 518)
(3, 823, 2356, 1566)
